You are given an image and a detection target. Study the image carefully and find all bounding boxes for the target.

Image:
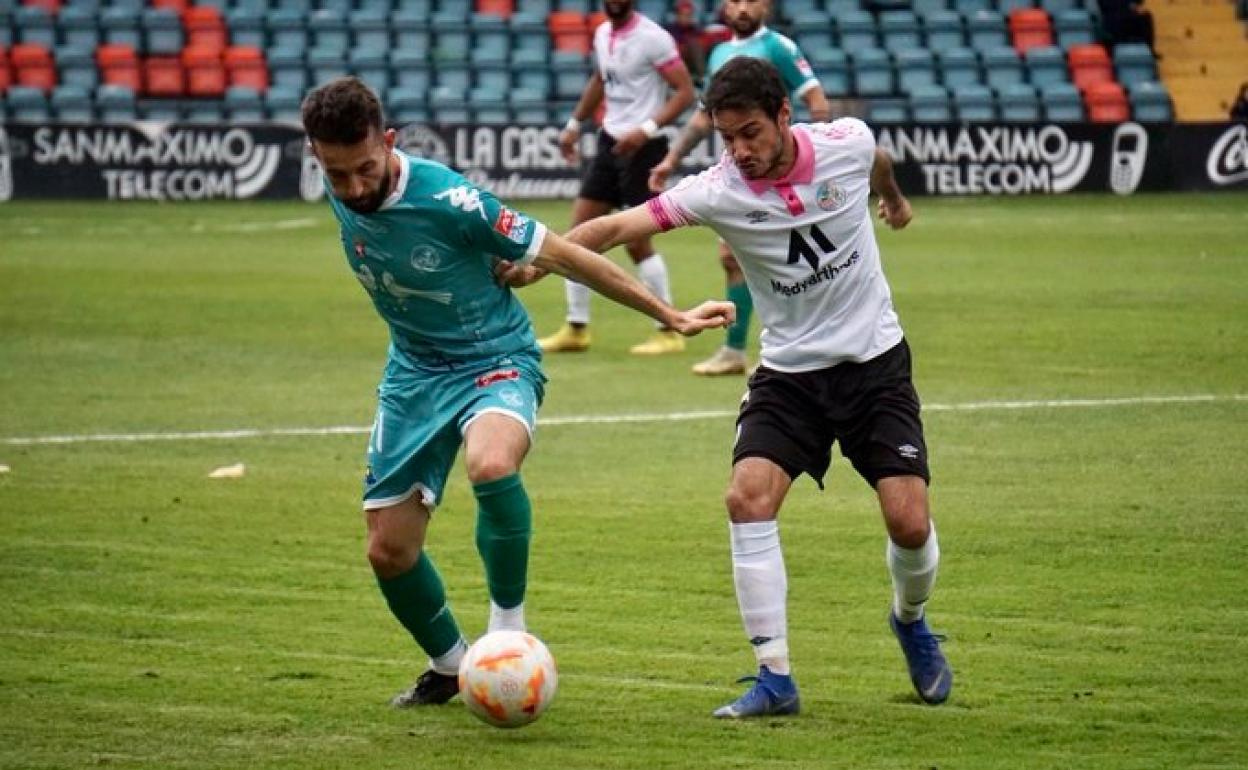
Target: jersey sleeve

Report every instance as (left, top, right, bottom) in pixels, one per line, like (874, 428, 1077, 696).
(645, 165, 719, 232)
(648, 26, 685, 73)
(823, 117, 876, 176)
(769, 35, 820, 99)
(450, 183, 548, 266)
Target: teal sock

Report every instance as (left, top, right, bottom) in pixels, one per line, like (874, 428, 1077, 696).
(725, 281, 753, 351)
(376, 553, 462, 659)
(473, 473, 532, 610)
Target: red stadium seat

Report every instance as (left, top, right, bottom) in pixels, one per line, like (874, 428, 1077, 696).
(22, 0, 62, 15)
(143, 55, 185, 97)
(549, 11, 590, 53)
(587, 11, 607, 30)
(10, 42, 56, 91)
(224, 45, 268, 91)
(182, 45, 226, 97)
(1008, 8, 1053, 55)
(475, 0, 513, 17)
(97, 43, 141, 91)
(183, 6, 227, 52)
(150, 0, 189, 11)
(1084, 81, 1130, 122)
(1068, 43, 1114, 93)
(0, 49, 12, 94)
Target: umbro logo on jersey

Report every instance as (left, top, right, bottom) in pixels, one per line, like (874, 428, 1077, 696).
(746, 210, 770, 223)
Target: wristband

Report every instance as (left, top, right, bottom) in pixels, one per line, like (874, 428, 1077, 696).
(564, 117, 580, 132)
(640, 118, 659, 138)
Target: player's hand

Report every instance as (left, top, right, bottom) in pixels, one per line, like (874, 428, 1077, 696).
(610, 128, 649, 157)
(495, 261, 547, 288)
(668, 300, 736, 336)
(559, 127, 580, 166)
(648, 157, 676, 193)
(877, 196, 912, 230)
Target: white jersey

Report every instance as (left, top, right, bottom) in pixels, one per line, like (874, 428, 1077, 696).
(592, 12, 684, 139)
(647, 119, 903, 372)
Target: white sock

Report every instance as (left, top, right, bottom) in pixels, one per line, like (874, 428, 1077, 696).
(429, 637, 467, 675)
(730, 520, 790, 675)
(888, 522, 940, 624)
(565, 279, 591, 325)
(488, 600, 526, 633)
(635, 254, 672, 328)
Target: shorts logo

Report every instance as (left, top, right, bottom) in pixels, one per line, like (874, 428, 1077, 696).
(897, 444, 920, 460)
(816, 180, 846, 211)
(476, 369, 520, 388)
(499, 389, 523, 408)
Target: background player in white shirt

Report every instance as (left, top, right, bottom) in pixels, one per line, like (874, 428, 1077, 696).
(649, 0, 832, 376)
(539, 0, 696, 356)
(502, 57, 952, 718)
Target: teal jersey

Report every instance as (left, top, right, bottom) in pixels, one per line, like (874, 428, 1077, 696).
(706, 27, 820, 100)
(327, 150, 546, 365)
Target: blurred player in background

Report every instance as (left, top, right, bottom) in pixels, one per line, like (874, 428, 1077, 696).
(301, 77, 732, 709)
(539, 0, 697, 356)
(650, 0, 830, 376)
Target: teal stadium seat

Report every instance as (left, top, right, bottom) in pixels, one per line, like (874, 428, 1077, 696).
(309, 8, 350, 55)
(431, 11, 470, 61)
(880, 10, 922, 54)
(471, 12, 510, 54)
(184, 99, 225, 124)
(953, 82, 996, 120)
(996, 0, 1034, 14)
(350, 7, 391, 50)
(58, 44, 99, 90)
(967, 9, 1008, 49)
(227, 7, 266, 49)
(912, 0, 951, 15)
(350, 48, 391, 92)
(982, 44, 1024, 88)
(953, 0, 993, 14)
(388, 86, 430, 123)
(867, 97, 909, 124)
(52, 85, 93, 122)
(16, 4, 54, 48)
(432, 63, 471, 93)
(909, 83, 952, 122)
(552, 51, 589, 100)
(513, 61, 551, 98)
(1128, 80, 1173, 122)
(850, 46, 894, 96)
(471, 87, 509, 125)
(1054, 8, 1094, 49)
(1025, 44, 1068, 88)
(267, 9, 308, 53)
(475, 61, 512, 92)
(921, 9, 965, 50)
(143, 8, 184, 57)
(1040, 81, 1084, 121)
(225, 86, 265, 122)
(265, 85, 303, 121)
(6, 85, 49, 121)
(307, 47, 347, 84)
(938, 46, 981, 88)
(139, 98, 182, 121)
(1112, 42, 1156, 88)
(998, 81, 1039, 121)
(510, 88, 549, 124)
(58, 5, 101, 50)
(96, 83, 137, 123)
(430, 85, 470, 124)
(268, 46, 308, 91)
(837, 10, 878, 51)
(392, 11, 431, 57)
(393, 0, 432, 16)
(389, 50, 430, 90)
(896, 48, 937, 93)
(809, 47, 850, 97)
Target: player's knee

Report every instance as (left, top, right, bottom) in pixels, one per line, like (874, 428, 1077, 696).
(366, 534, 420, 579)
(885, 513, 930, 550)
(465, 455, 518, 486)
(724, 485, 775, 523)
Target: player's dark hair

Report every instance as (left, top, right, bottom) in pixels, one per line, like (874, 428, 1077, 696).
(301, 76, 385, 145)
(702, 57, 787, 121)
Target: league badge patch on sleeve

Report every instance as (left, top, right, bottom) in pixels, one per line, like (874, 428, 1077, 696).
(493, 207, 533, 245)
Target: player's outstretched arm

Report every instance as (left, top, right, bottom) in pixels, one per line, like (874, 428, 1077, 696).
(871, 148, 912, 230)
(530, 212, 734, 336)
(648, 108, 712, 193)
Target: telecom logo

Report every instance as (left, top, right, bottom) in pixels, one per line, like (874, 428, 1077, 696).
(1206, 124, 1248, 186)
(876, 125, 1095, 195)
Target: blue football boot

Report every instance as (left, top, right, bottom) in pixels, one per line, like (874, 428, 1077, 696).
(890, 613, 953, 704)
(712, 665, 801, 719)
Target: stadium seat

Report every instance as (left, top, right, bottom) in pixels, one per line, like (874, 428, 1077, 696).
(392, 10, 431, 56)
(5, 84, 49, 120)
(953, 82, 995, 120)
(810, 48, 850, 98)
(143, 55, 184, 96)
(896, 48, 937, 93)
(184, 98, 225, 123)
(966, 9, 1007, 50)
(309, 8, 349, 54)
(837, 10, 877, 50)
(96, 82, 137, 121)
(912, 0, 951, 14)
(267, 45, 307, 91)
(1008, 8, 1053, 54)
(1024, 44, 1067, 88)
(432, 62, 471, 92)
(880, 10, 922, 54)
(10, 42, 54, 91)
(551, 49, 589, 100)
(513, 64, 550, 97)
(510, 87, 547, 123)
(477, 0, 515, 17)
(795, 29, 835, 58)
(0, 50, 11, 94)
(996, 0, 1033, 14)
(266, 8, 308, 52)
(981, 44, 1023, 89)
(510, 45, 548, 67)
(475, 61, 511, 91)
(393, 0, 432, 15)
(138, 96, 181, 120)
(471, 11, 510, 52)
(1112, 43, 1156, 88)
(389, 49, 430, 90)
(350, 7, 390, 50)
(51, 83, 93, 121)
(1038, 0, 1080, 13)
(224, 85, 263, 121)
(273, 0, 312, 13)
(14, 4, 54, 48)
(998, 81, 1039, 121)
(349, 48, 389, 92)
(1084, 80, 1128, 122)
(100, 6, 142, 51)
(1040, 81, 1083, 120)
(556, 0, 592, 13)
(1128, 80, 1172, 122)
(306, 47, 346, 84)
(921, 9, 965, 50)
(264, 84, 301, 121)
(953, 0, 993, 14)
(430, 84, 469, 123)
(227, 6, 266, 48)
(850, 47, 894, 97)
(1067, 43, 1112, 93)
(867, 97, 908, 124)
(57, 5, 101, 50)
(388, 85, 429, 123)
(142, 7, 184, 56)
(431, 13, 470, 60)
(97, 43, 140, 91)
(182, 45, 226, 97)
(57, 43, 98, 89)
(470, 85, 508, 124)
(549, 11, 589, 54)
(937, 46, 981, 88)
(185, 6, 227, 52)
(224, 45, 267, 91)
(1054, 8, 1094, 49)
(909, 83, 952, 122)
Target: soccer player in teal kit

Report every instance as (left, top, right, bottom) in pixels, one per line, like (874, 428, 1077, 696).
(301, 77, 733, 707)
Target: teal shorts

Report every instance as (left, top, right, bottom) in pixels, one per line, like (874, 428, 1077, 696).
(362, 349, 546, 511)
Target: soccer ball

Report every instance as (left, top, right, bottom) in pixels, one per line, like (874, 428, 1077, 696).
(458, 630, 557, 728)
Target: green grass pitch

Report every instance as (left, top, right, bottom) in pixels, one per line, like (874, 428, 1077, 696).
(1, 193, 1246, 769)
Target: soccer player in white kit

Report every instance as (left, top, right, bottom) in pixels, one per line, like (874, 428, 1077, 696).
(503, 57, 953, 717)
(538, 0, 696, 356)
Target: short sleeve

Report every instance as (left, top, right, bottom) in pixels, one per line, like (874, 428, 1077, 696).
(825, 117, 876, 175)
(770, 35, 820, 99)
(646, 165, 719, 232)
(648, 26, 684, 72)
(440, 182, 547, 266)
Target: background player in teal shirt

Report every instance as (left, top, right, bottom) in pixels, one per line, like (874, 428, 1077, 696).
(302, 77, 734, 708)
(649, 0, 831, 377)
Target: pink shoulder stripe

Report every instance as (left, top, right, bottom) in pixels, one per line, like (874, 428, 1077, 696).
(646, 194, 691, 232)
(655, 53, 685, 72)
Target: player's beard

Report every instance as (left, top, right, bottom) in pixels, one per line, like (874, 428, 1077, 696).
(738, 134, 786, 180)
(342, 160, 391, 215)
(603, 0, 632, 22)
(730, 10, 763, 37)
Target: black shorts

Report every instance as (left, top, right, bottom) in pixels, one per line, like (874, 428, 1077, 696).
(578, 130, 669, 208)
(733, 340, 931, 488)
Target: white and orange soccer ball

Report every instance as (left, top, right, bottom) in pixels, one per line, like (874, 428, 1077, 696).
(458, 630, 557, 728)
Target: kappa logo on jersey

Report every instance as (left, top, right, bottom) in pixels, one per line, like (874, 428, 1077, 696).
(476, 369, 520, 388)
(433, 185, 489, 221)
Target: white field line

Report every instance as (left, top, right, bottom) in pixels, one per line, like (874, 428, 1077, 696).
(2, 393, 1244, 447)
